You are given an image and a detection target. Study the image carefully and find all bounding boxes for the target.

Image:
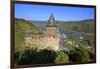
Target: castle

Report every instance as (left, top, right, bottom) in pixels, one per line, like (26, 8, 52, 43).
(24, 14, 65, 51)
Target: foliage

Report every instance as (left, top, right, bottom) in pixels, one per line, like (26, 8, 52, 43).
(80, 39, 93, 47)
(15, 47, 70, 65)
(79, 47, 90, 62)
(54, 51, 69, 64)
(68, 46, 82, 62)
(15, 47, 56, 65)
(88, 51, 95, 59)
(15, 45, 95, 65)
(63, 35, 95, 63)
(67, 46, 90, 62)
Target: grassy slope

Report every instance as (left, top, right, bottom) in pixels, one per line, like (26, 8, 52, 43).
(59, 20, 94, 34)
(15, 18, 39, 50)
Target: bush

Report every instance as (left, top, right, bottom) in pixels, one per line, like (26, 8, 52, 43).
(16, 48, 39, 65)
(37, 49, 56, 63)
(15, 47, 56, 65)
(15, 46, 91, 65)
(55, 51, 69, 64)
(68, 48, 82, 62)
(68, 46, 90, 63)
(88, 51, 94, 59)
(79, 47, 90, 62)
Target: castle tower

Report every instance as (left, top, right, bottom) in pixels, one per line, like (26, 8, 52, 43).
(46, 14, 57, 36)
(25, 14, 60, 51)
(44, 14, 60, 50)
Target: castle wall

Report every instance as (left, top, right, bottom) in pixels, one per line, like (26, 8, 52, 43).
(25, 34, 60, 50)
(44, 36, 60, 50)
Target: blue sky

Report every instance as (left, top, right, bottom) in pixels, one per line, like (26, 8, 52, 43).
(15, 4, 95, 21)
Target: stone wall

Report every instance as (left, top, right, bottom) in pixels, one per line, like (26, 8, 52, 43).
(25, 34, 60, 50)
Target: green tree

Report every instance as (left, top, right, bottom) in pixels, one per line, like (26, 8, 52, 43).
(68, 46, 90, 63)
(68, 47, 82, 62)
(55, 51, 69, 64)
(15, 47, 56, 65)
(79, 47, 90, 62)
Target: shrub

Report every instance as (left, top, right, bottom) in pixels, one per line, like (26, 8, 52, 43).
(79, 47, 90, 62)
(55, 51, 69, 64)
(15, 47, 56, 65)
(68, 46, 90, 63)
(88, 51, 94, 59)
(68, 48, 82, 62)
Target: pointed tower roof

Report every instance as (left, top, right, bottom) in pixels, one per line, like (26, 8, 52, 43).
(47, 14, 56, 27)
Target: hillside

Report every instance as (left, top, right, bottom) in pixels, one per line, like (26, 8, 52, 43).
(15, 18, 39, 50)
(30, 19, 94, 34)
(59, 19, 94, 34)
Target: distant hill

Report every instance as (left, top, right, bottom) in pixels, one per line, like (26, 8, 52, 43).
(29, 19, 94, 34)
(59, 19, 94, 34)
(15, 18, 39, 50)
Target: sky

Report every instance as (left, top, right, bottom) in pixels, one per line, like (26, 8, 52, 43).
(15, 4, 95, 21)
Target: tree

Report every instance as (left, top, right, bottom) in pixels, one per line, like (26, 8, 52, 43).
(79, 47, 90, 62)
(68, 47, 82, 62)
(15, 47, 56, 65)
(38, 49, 56, 63)
(88, 50, 95, 60)
(68, 46, 90, 63)
(55, 51, 69, 64)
